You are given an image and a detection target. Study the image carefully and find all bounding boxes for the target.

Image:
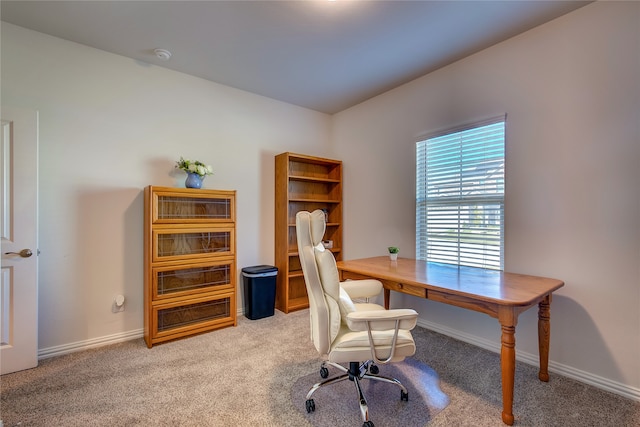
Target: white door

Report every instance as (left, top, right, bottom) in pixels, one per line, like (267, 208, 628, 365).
(0, 106, 39, 374)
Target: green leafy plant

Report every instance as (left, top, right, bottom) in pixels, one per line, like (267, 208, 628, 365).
(175, 157, 213, 178)
(388, 246, 399, 254)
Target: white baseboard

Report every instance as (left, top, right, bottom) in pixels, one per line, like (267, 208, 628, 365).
(417, 318, 640, 402)
(38, 329, 144, 360)
(38, 310, 246, 360)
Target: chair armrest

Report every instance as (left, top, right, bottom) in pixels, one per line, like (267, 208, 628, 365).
(340, 279, 383, 299)
(346, 309, 418, 332)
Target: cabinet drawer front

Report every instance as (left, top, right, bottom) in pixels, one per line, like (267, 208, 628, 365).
(152, 189, 235, 224)
(152, 293, 235, 340)
(152, 260, 235, 300)
(152, 227, 235, 262)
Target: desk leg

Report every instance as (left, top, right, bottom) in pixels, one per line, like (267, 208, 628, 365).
(384, 288, 390, 310)
(538, 295, 551, 382)
(499, 308, 517, 426)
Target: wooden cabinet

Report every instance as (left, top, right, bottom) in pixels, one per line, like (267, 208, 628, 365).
(144, 186, 237, 347)
(275, 153, 342, 313)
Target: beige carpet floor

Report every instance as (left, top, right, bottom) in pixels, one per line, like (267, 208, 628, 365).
(1, 309, 639, 426)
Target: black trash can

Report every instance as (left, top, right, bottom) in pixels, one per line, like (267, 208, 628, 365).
(242, 265, 278, 320)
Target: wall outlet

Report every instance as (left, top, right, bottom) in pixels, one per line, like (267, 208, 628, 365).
(112, 295, 125, 313)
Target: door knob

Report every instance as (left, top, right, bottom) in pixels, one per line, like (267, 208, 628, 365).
(4, 249, 33, 258)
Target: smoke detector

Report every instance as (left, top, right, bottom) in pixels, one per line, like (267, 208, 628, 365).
(154, 48, 172, 61)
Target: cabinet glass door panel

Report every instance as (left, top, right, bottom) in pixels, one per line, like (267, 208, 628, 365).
(156, 297, 231, 333)
(154, 193, 233, 223)
(153, 262, 233, 300)
(152, 228, 234, 262)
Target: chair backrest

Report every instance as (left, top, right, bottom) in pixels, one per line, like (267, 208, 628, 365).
(296, 210, 343, 357)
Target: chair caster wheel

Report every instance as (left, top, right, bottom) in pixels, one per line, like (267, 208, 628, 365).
(369, 364, 379, 375)
(363, 421, 375, 427)
(320, 366, 329, 378)
(401, 390, 409, 401)
(305, 399, 316, 413)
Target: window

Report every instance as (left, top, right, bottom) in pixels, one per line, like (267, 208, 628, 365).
(416, 117, 505, 270)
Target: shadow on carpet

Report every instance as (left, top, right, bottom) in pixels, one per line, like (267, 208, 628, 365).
(291, 358, 449, 427)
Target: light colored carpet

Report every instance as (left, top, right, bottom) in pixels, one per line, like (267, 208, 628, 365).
(1, 309, 639, 426)
(1, 310, 315, 426)
(291, 357, 449, 426)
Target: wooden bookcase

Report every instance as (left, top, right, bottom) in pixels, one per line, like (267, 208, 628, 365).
(275, 152, 342, 313)
(144, 186, 237, 347)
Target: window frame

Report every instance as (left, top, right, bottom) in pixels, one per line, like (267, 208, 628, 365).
(416, 116, 506, 270)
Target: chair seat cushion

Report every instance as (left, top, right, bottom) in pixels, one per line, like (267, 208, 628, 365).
(328, 326, 416, 364)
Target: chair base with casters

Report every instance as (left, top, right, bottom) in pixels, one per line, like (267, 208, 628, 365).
(305, 360, 409, 427)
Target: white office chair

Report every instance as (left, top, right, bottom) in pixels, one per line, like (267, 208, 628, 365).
(296, 210, 418, 427)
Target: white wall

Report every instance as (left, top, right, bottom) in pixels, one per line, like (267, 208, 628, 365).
(333, 2, 639, 397)
(1, 23, 331, 351)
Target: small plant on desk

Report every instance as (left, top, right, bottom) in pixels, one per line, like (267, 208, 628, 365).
(388, 246, 399, 261)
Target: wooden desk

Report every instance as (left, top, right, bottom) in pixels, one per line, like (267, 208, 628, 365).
(337, 256, 564, 426)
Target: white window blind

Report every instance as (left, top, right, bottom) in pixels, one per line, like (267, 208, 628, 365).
(416, 118, 505, 270)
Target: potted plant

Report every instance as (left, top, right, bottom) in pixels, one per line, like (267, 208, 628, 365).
(388, 246, 399, 261)
(175, 157, 213, 189)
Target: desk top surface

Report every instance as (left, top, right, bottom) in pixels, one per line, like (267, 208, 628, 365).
(337, 257, 564, 306)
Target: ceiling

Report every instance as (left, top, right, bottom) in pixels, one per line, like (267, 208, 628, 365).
(1, 1, 590, 114)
